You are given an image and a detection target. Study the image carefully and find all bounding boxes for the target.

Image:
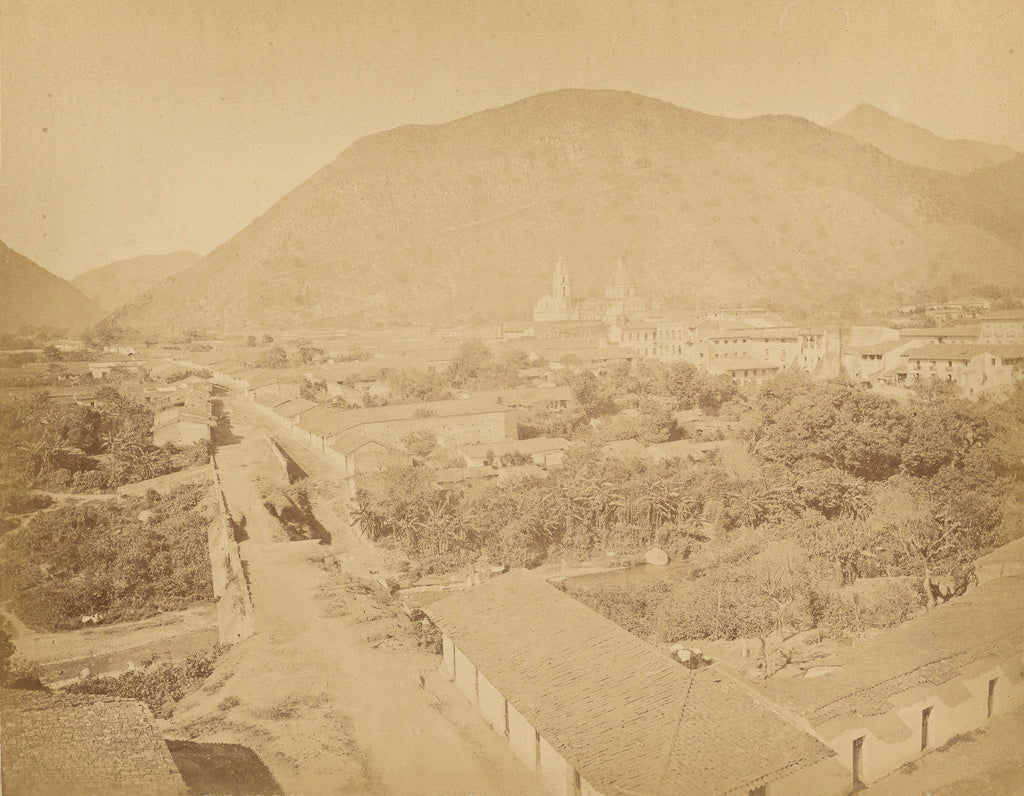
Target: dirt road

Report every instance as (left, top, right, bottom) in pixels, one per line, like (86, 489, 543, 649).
(167, 391, 548, 795)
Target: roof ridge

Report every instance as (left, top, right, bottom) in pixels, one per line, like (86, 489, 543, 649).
(656, 668, 694, 790)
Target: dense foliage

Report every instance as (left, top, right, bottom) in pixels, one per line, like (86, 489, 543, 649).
(0, 483, 215, 630)
(65, 645, 226, 717)
(0, 388, 206, 509)
(356, 375, 1024, 644)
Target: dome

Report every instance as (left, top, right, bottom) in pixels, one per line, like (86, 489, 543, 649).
(606, 262, 635, 289)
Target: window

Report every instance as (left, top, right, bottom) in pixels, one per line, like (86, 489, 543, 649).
(852, 736, 865, 785)
(921, 706, 932, 750)
(535, 729, 541, 769)
(573, 768, 582, 796)
(504, 700, 510, 737)
(988, 678, 998, 717)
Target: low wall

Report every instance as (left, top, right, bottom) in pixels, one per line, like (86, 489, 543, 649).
(116, 464, 213, 497)
(208, 453, 255, 644)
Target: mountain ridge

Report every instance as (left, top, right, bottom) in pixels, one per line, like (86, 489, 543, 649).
(113, 90, 1024, 333)
(829, 103, 1019, 175)
(72, 250, 202, 312)
(1, 240, 103, 333)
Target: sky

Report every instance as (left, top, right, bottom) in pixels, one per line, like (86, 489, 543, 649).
(2, 0, 1022, 279)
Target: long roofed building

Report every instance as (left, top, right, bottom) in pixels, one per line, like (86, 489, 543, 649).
(425, 571, 848, 796)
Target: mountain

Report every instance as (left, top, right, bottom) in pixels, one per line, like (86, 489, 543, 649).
(830, 104, 1019, 175)
(0, 240, 103, 333)
(115, 90, 1024, 333)
(72, 251, 201, 312)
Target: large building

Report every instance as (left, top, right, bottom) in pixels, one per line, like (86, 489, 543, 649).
(426, 567, 1024, 796)
(533, 259, 648, 326)
(426, 571, 849, 796)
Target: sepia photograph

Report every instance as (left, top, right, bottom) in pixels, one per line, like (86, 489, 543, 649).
(1, 1, 1023, 794)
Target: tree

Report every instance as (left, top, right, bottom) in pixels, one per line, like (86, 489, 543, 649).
(260, 346, 288, 369)
(871, 480, 984, 608)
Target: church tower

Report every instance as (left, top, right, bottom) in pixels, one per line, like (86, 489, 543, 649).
(533, 257, 574, 323)
(553, 256, 571, 302)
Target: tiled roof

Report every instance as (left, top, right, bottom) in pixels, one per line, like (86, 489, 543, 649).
(899, 326, 980, 338)
(0, 690, 187, 796)
(425, 572, 834, 796)
(297, 398, 510, 437)
(759, 574, 1024, 730)
(461, 386, 574, 405)
(906, 343, 1024, 361)
(273, 398, 319, 419)
(459, 437, 570, 458)
(843, 340, 908, 356)
(328, 430, 400, 456)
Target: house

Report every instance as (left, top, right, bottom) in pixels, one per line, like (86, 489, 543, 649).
(89, 353, 144, 379)
(295, 398, 516, 452)
(459, 437, 570, 468)
(841, 340, 915, 381)
(757, 572, 1024, 787)
(710, 356, 782, 385)
(905, 344, 1024, 397)
(430, 466, 501, 486)
(425, 571, 848, 796)
(327, 431, 412, 477)
(979, 309, 1024, 344)
(898, 326, 980, 345)
(0, 690, 188, 796)
(245, 374, 301, 401)
(152, 407, 215, 447)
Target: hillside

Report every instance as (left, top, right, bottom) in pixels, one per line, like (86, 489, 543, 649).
(830, 104, 1019, 175)
(114, 90, 1024, 333)
(72, 251, 201, 311)
(0, 240, 103, 332)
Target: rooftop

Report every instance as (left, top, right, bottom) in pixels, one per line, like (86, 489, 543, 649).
(459, 437, 570, 458)
(758, 574, 1024, 733)
(425, 571, 834, 796)
(906, 343, 1024, 361)
(297, 397, 510, 437)
(899, 326, 981, 339)
(0, 690, 188, 796)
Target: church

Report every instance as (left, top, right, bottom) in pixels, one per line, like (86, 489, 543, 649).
(532, 258, 647, 326)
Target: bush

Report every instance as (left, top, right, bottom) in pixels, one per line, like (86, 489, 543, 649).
(0, 483, 215, 630)
(65, 645, 226, 717)
(71, 469, 109, 492)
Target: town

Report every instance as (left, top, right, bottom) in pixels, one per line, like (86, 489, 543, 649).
(2, 258, 1024, 794)
(2, 2, 1024, 793)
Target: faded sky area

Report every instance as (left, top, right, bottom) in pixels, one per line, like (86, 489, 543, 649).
(1, 0, 1022, 278)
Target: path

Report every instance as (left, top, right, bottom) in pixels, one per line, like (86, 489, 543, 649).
(169, 390, 548, 795)
(6, 603, 219, 683)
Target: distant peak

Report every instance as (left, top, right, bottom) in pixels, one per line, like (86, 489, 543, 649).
(833, 103, 900, 126)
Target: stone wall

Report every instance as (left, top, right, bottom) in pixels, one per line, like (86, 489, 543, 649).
(208, 454, 255, 643)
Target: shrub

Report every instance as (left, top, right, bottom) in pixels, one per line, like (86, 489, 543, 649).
(0, 483, 215, 630)
(65, 645, 226, 717)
